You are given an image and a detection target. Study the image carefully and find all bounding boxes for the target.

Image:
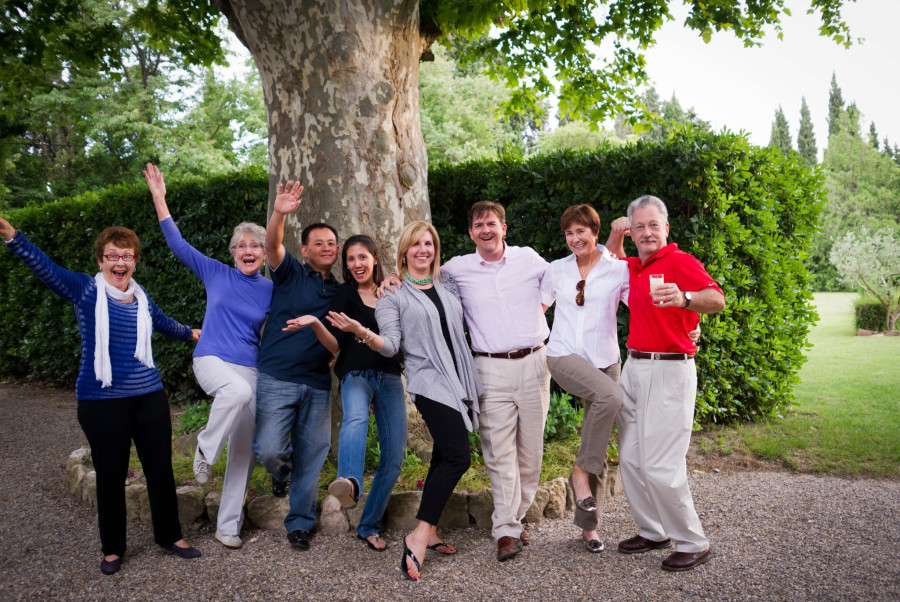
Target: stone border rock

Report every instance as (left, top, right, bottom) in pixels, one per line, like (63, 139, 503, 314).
(64, 447, 624, 534)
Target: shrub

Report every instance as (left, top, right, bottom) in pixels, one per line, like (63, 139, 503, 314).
(0, 167, 268, 402)
(177, 399, 212, 435)
(544, 391, 583, 441)
(432, 128, 822, 423)
(854, 295, 892, 332)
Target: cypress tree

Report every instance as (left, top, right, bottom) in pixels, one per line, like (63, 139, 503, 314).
(768, 105, 792, 155)
(827, 73, 844, 137)
(868, 122, 879, 150)
(797, 97, 817, 165)
(846, 102, 861, 137)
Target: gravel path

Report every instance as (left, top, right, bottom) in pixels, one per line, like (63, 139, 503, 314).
(1, 382, 898, 601)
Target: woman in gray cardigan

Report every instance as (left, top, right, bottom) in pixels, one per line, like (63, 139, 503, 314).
(326, 220, 481, 581)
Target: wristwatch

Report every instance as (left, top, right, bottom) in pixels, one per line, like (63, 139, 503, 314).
(683, 291, 693, 308)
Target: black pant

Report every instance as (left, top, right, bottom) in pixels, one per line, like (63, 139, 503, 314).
(414, 395, 471, 525)
(77, 390, 183, 557)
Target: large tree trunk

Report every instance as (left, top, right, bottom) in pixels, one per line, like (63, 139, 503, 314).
(217, 0, 430, 271)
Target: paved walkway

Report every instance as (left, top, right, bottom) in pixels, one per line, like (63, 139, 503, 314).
(1, 382, 898, 600)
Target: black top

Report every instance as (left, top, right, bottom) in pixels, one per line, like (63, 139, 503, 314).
(327, 283, 403, 381)
(421, 285, 456, 368)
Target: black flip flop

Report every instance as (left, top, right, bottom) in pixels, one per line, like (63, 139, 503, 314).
(427, 541, 457, 555)
(357, 533, 387, 552)
(401, 537, 421, 581)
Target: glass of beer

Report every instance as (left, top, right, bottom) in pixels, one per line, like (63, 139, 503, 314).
(649, 274, 665, 305)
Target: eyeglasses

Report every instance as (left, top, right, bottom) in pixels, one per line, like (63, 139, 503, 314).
(235, 243, 262, 251)
(103, 254, 135, 262)
(575, 279, 585, 306)
(631, 222, 664, 234)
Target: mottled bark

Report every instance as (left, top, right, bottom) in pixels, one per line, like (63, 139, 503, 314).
(217, 0, 430, 272)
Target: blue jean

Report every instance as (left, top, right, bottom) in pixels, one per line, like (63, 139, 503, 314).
(337, 370, 407, 538)
(253, 372, 331, 533)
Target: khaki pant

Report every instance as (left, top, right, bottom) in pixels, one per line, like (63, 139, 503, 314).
(547, 354, 622, 531)
(476, 348, 551, 541)
(617, 357, 708, 553)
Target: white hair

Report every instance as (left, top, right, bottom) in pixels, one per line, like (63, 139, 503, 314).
(627, 195, 669, 226)
(228, 222, 266, 252)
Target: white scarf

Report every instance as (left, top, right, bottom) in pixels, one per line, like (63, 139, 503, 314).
(93, 273, 154, 388)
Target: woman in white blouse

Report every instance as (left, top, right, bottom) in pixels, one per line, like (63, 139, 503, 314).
(540, 204, 629, 554)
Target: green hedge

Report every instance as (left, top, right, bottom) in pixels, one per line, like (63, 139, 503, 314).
(854, 295, 891, 332)
(431, 129, 822, 423)
(0, 168, 268, 403)
(1, 129, 821, 423)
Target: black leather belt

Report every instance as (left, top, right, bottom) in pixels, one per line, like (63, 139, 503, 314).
(629, 349, 694, 361)
(474, 344, 544, 360)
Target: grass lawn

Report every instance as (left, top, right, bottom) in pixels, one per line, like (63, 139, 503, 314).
(734, 292, 900, 477)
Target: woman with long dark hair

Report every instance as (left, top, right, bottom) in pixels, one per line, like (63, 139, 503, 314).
(286, 234, 404, 552)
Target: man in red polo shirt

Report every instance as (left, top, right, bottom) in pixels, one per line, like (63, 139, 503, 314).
(606, 195, 726, 572)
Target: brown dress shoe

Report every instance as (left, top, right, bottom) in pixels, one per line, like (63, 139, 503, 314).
(497, 536, 522, 561)
(520, 530, 530, 546)
(662, 548, 711, 571)
(617, 535, 672, 554)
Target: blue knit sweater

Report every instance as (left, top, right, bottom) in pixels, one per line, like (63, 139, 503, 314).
(6, 232, 194, 400)
(160, 217, 272, 367)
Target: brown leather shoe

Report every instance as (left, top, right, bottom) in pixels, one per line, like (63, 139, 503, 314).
(497, 536, 522, 561)
(617, 535, 672, 554)
(661, 548, 711, 571)
(520, 530, 530, 546)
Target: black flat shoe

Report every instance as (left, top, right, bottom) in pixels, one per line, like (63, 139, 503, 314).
(169, 544, 202, 559)
(272, 477, 289, 498)
(568, 474, 597, 513)
(100, 557, 122, 575)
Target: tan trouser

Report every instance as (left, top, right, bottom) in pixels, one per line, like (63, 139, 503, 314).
(547, 354, 622, 531)
(476, 348, 551, 541)
(617, 357, 708, 553)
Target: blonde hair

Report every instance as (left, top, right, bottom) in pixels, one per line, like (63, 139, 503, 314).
(396, 221, 441, 283)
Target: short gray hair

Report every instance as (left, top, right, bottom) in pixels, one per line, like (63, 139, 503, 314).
(228, 222, 266, 253)
(627, 195, 669, 227)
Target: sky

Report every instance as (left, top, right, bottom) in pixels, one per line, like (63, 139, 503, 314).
(641, 0, 900, 155)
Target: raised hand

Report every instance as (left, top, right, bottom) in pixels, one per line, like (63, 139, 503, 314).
(273, 181, 304, 215)
(142, 163, 167, 201)
(0, 214, 16, 242)
(609, 216, 630, 237)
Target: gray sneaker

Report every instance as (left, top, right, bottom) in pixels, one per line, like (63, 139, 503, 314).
(215, 531, 243, 549)
(193, 446, 210, 485)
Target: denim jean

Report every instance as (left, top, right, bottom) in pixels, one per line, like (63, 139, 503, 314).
(253, 372, 331, 533)
(337, 370, 407, 538)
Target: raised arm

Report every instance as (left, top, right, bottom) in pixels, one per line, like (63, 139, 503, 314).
(2, 214, 90, 303)
(606, 216, 629, 259)
(142, 163, 171, 221)
(265, 180, 304, 270)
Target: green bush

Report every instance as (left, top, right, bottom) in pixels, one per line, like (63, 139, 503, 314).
(177, 399, 212, 435)
(432, 128, 822, 423)
(0, 167, 268, 403)
(544, 391, 583, 441)
(854, 295, 891, 331)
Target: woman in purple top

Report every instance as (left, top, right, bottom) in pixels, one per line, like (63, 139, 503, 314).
(0, 214, 201, 576)
(143, 164, 273, 549)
